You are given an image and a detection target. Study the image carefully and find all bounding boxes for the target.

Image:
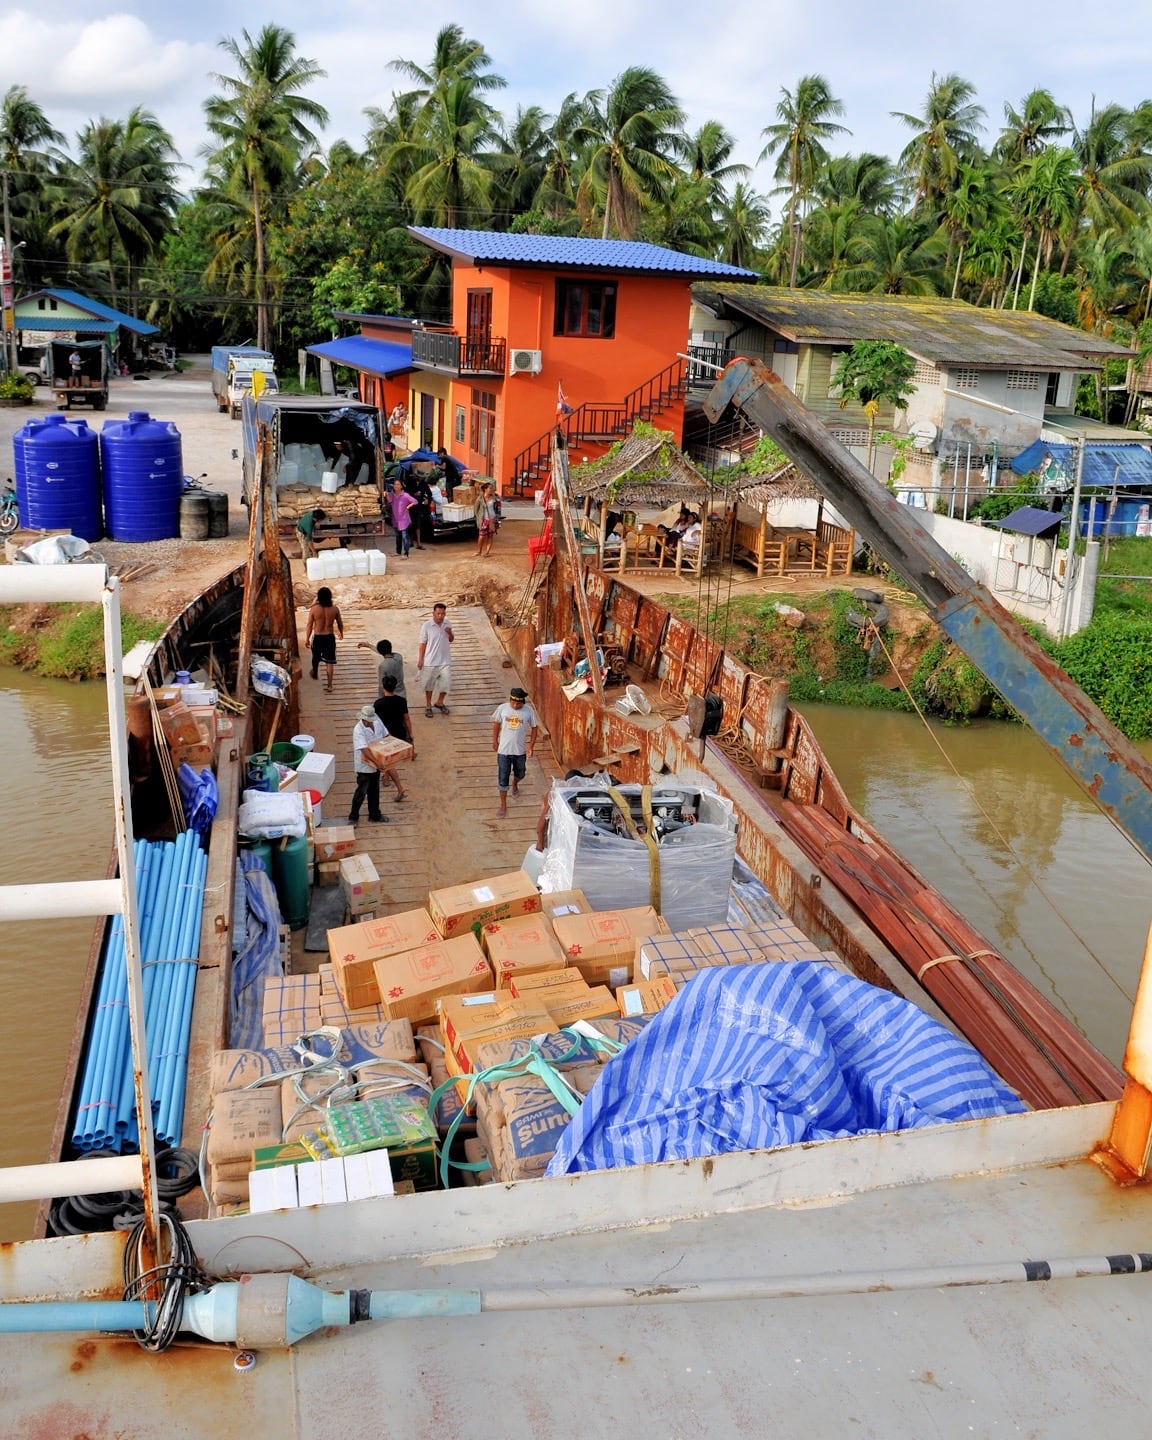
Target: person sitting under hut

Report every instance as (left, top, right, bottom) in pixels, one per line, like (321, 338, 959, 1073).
(659, 507, 697, 553)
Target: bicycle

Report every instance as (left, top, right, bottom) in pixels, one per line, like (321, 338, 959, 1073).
(0, 480, 18, 537)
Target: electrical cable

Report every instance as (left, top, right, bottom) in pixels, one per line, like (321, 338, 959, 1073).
(121, 1210, 208, 1353)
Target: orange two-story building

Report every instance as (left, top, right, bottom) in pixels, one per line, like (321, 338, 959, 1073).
(405, 228, 755, 495)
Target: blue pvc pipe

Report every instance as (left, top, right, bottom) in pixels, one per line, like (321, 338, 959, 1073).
(0, 1301, 150, 1334)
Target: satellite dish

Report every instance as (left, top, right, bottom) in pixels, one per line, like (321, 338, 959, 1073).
(908, 420, 938, 451)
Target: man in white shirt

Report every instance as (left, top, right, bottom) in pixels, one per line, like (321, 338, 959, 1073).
(491, 685, 538, 818)
(348, 704, 390, 825)
(417, 602, 454, 718)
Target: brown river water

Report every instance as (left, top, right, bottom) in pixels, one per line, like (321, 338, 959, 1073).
(1, 675, 1149, 1242)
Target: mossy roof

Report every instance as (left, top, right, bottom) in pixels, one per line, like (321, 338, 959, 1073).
(692, 285, 1131, 371)
(568, 431, 715, 506)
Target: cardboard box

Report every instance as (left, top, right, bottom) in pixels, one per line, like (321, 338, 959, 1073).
(537, 889, 592, 922)
(483, 914, 565, 986)
(158, 702, 202, 747)
(428, 869, 542, 939)
(372, 932, 492, 1026)
(364, 736, 413, 768)
(543, 986, 619, 1027)
(315, 824, 357, 861)
(316, 860, 341, 888)
(340, 853, 381, 916)
(617, 976, 678, 1017)
(388, 1136, 438, 1191)
(169, 739, 215, 771)
(509, 967, 589, 998)
(439, 991, 553, 1089)
(551, 906, 665, 988)
(295, 751, 336, 797)
(327, 908, 441, 1010)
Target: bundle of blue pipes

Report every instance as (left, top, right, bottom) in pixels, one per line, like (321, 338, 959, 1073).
(71, 831, 207, 1153)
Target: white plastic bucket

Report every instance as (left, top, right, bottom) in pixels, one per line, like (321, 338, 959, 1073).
(320, 470, 339, 495)
(368, 550, 387, 576)
(353, 552, 370, 576)
(305, 556, 325, 582)
(291, 734, 316, 753)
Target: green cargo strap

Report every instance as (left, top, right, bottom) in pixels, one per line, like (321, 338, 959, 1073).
(427, 1027, 623, 1188)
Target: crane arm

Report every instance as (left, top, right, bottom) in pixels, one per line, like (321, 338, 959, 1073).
(705, 359, 1152, 864)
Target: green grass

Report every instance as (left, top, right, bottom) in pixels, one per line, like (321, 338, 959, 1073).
(0, 604, 165, 680)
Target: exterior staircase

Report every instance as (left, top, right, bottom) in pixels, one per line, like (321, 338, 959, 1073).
(508, 357, 686, 497)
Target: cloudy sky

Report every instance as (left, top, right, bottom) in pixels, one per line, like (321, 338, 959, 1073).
(2, 0, 1151, 212)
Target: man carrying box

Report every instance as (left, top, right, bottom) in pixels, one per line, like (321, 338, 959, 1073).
(349, 705, 394, 826)
(492, 686, 538, 819)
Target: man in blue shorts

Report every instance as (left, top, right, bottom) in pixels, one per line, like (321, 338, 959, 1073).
(491, 685, 538, 818)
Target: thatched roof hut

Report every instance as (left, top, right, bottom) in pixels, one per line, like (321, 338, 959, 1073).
(568, 430, 714, 510)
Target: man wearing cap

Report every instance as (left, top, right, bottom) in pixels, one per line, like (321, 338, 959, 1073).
(349, 705, 391, 825)
(491, 686, 539, 817)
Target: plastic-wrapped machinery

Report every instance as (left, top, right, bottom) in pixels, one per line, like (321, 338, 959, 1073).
(538, 779, 737, 931)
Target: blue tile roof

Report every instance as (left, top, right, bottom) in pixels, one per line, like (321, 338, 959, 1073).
(16, 316, 114, 334)
(306, 335, 412, 376)
(1010, 440, 1152, 488)
(19, 289, 158, 335)
(408, 228, 757, 278)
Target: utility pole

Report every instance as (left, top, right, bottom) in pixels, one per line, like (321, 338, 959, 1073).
(0, 238, 15, 373)
(1058, 435, 1086, 642)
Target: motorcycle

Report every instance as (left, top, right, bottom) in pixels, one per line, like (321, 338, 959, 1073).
(0, 481, 18, 537)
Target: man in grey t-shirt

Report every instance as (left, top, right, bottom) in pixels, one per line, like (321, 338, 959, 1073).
(491, 685, 538, 817)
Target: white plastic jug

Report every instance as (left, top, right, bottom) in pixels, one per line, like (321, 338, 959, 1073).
(353, 552, 370, 576)
(337, 552, 356, 577)
(305, 556, 325, 582)
(320, 553, 340, 579)
(368, 550, 387, 576)
(320, 470, 339, 495)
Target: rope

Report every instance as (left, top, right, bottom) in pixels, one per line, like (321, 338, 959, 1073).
(607, 784, 661, 912)
(868, 623, 1134, 1006)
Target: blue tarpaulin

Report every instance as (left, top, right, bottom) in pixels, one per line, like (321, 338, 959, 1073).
(1011, 440, 1152, 489)
(546, 964, 1026, 1176)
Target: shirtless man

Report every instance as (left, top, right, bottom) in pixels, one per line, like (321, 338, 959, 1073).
(305, 586, 343, 692)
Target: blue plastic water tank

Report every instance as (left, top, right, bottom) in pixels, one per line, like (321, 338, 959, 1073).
(100, 411, 184, 541)
(13, 413, 103, 541)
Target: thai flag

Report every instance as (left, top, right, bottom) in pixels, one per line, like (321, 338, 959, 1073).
(557, 383, 574, 417)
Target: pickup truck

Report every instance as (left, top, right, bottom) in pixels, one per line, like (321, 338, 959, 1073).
(210, 345, 278, 419)
(48, 340, 108, 411)
(240, 395, 387, 543)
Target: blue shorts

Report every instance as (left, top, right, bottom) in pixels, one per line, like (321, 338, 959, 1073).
(497, 753, 526, 791)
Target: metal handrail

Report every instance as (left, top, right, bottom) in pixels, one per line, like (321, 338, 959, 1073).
(411, 329, 507, 375)
(510, 357, 686, 495)
(0, 566, 160, 1239)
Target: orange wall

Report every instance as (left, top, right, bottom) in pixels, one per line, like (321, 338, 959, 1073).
(446, 261, 691, 488)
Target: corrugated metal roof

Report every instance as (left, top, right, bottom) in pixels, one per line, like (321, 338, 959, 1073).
(16, 317, 112, 335)
(987, 505, 1064, 536)
(693, 285, 1131, 371)
(18, 289, 158, 335)
(306, 335, 412, 375)
(1010, 439, 1152, 488)
(409, 228, 756, 277)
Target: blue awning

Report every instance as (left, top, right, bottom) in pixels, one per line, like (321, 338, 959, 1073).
(17, 317, 113, 335)
(306, 335, 412, 376)
(1010, 439, 1152, 488)
(987, 506, 1064, 537)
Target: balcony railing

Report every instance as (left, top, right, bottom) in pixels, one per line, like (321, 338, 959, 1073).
(411, 329, 507, 376)
(685, 343, 733, 388)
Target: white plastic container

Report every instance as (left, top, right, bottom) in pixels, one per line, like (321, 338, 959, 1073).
(295, 750, 336, 798)
(337, 552, 356, 578)
(320, 470, 340, 494)
(320, 553, 341, 579)
(279, 461, 299, 485)
(291, 733, 315, 753)
(368, 550, 387, 576)
(305, 556, 325, 582)
(353, 551, 370, 576)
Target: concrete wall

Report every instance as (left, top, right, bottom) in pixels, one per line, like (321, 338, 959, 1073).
(897, 503, 1098, 636)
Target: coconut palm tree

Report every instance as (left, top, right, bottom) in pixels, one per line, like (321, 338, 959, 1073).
(1010, 147, 1079, 309)
(390, 24, 506, 109)
(1060, 103, 1152, 275)
(940, 162, 1003, 297)
(0, 86, 63, 364)
(204, 25, 328, 350)
(491, 105, 550, 220)
(50, 109, 179, 312)
(537, 93, 585, 221)
(851, 213, 946, 295)
(759, 74, 849, 286)
(893, 73, 986, 212)
(399, 78, 499, 227)
(576, 67, 684, 239)
(715, 181, 772, 269)
(676, 120, 748, 199)
(995, 89, 1071, 166)
(814, 152, 900, 215)
(804, 199, 872, 290)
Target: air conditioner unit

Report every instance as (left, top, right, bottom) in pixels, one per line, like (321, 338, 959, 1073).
(509, 348, 543, 375)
